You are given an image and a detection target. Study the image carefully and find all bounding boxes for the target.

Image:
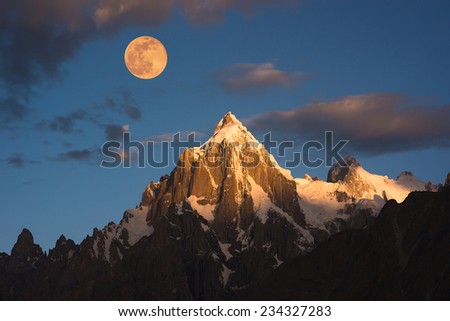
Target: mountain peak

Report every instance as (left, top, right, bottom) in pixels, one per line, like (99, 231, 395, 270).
(206, 112, 258, 145)
(56, 234, 67, 247)
(16, 228, 34, 246)
(11, 228, 43, 258)
(397, 171, 414, 179)
(213, 112, 244, 134)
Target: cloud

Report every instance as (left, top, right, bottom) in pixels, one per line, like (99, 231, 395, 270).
(36, 112, 86, 134)
(104, 124, 129, 141)
(31, 90, 139, 165)
(5, 153, 40, 168)
(100, 89, 142, 120)
(124, 105, 141, 120)
(0, 1, 93, 99)
(36, 110, 87, 133)
(93, 0, 176, 29)
(53, 148, 100, 164)
(57, 149, 93, 161)
(246, 93, 450, 155)
(0, 97, 31, 128)
(46, 115, 78, 133)
(93, 0, 297, 27)
(35, 89, 141, 134)
(215, 63, 307, 93)
(6, 154, 26, 168)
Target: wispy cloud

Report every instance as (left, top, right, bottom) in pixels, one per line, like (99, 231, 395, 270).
(36, 110, 87, 134)
(93, 0, 297, 27)
(6, 154, 26, 168)
(53, 148, 100, 164)
(0, 97, 31, 127)
(246, 93, 450, 155)
(35, 89, 140, 166)
(98, 89, 141, 121)
(215, 63, 307, 93)
(35, 89, 141, 135)
(5, 153, 40, 168)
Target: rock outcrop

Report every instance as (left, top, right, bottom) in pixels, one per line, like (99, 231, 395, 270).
(327, 155, 360, 183)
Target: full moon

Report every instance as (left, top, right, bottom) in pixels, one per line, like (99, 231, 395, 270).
(124, 36, 168, 79)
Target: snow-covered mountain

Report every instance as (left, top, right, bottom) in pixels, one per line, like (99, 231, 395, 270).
(86, 112, 432, 291)
(0, 112, 437, 300)
(297, 156, 435, 239)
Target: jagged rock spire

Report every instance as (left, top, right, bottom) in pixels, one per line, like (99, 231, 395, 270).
(327, 155, 360, 183)
(11, 228, 36, 257)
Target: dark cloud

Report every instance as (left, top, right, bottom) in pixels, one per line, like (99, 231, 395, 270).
(5, 153, 40, 168)
(0, 97, 31, 127)
(30, 92, 138, 167)
(0, 0, 90, 127)
(100, 89, 142, 120)
(36, 110, 87, 133)
(215, 63, 307, 93)
(46, 115, 77, 133)
(104, 124, 129, 141)
(6, 154, 26, 168)
(124, 104, 141, 120)
(246, 93, 450, 155)
(58, 149, 92, 160)
(35, 89, 140, 135)
(53, 148, 100, 164)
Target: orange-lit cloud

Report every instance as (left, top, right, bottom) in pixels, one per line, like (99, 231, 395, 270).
(93, 0, 176, 29)
(246, 93, 450, 155)
(216, 63, 307, 93)
(93, 0, 297, 26)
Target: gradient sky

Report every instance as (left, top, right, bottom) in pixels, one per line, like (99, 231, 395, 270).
(1, 0, 450, 252)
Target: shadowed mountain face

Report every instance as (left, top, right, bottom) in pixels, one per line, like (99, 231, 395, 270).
(0, 113, 444, 300)
(248, 187, 450, 300)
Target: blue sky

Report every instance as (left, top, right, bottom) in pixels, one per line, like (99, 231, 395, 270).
(1, 0, 449, 252)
